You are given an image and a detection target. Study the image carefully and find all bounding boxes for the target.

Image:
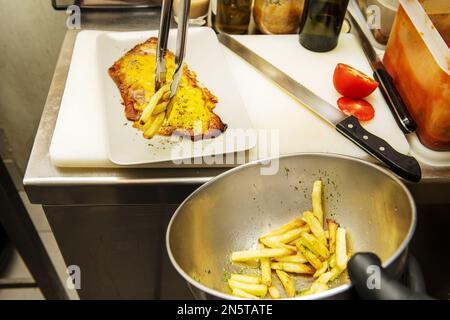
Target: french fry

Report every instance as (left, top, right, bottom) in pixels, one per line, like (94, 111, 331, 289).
(238, 260, 260, 268)
(261, 227, 308, 244)
(258, 243, 272, 286)
(231, 248, 294, 262)
(261, 218, 305, 239)
(232, 288, 259, 299)
(271, 262, 315, 274)
(309, 282, 329, 294)
(228, 280, 268, 297)
(316, 267, 343, 285)
(152, 101, 169, 115)
(260, 238, 297, 252)
(328, 254, 336, 268)
(142, 114, 156, 131)
(311, 180, 324, 226)
(228, 180, 350, 299)
(301, 232, 330, 259)
(329, 267, 344, 282)
(297, 243, 323, 270)
(303, 211, 327, 245)
(315, 271, 334, 284)
(268, 285, 281, 299)
(275, 270, 295, 298)
(143, 111, 166, 139)
(336, 227, 347, 269)
(327, 219, 339, 254)
(139, 84, 170, 124)
(313, 260, 328, 278)
(230, 274, 260, 284)
(296, 236, 321, 258)
(275, 253, 307, 264)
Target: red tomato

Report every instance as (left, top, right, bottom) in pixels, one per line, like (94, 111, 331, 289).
(333, 63, 379, 99)
(337, 97, 375, 121)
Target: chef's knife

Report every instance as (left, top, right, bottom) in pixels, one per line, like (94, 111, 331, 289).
(347, 8, 417, 134)
(218, 33, 421, 182)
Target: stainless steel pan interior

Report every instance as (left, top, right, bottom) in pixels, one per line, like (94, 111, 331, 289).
(167, 153, 416, 299)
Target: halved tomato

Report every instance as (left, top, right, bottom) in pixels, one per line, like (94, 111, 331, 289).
(333, 63, 379, 99)
(337, 97, 375, 122)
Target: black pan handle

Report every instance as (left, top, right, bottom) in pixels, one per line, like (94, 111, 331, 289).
(336, 116, 421, 182)
(348, 253, 433, 300)
(374, 69, 417, 134)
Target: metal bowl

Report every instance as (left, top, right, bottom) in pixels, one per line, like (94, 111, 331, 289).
(166, 153, 416, 299)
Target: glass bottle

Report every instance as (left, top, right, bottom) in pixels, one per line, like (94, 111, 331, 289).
(213, 0, 252, 34)
(298, 0, 350, 52)
(174, 0, 211, 26)
(253, 0, 305, 35)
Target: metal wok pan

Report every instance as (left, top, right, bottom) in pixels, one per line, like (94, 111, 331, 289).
(167, 153, 417, 299)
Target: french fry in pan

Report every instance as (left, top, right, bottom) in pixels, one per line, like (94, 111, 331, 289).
(275, 253, 307, 264)
(303, 211, 327, 246)
(229, 180, 351, 299)
(302, 282, 329, 296)
(228, 280, 268, 297)
(268, 285, 281, 299)
(328, 253, 336, 268)
(301, 232, 330, 259)
(261, 218, 306, 239)
(275, 270, 295, 298)
(311, 180, 324, 226)
(271, 262, 315, 275)
(327, 219, 339, 254)
(259, 238, 297, 252)
(296, 237, 321, 259)
(261, 226, 309, 245)
(258, 243, 272, 286)
(231, 248, 294, 262)
(336, 227, 348, 270)
(297, 242, 323, 270)
(230, 274, 261, 284)
(232, 288, 259, 299)
(315, 267, 343, 285)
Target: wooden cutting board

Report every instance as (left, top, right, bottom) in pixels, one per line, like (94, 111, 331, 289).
(49, 31, 409, 167)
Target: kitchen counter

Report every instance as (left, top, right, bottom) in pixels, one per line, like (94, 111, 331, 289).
(23, 10, 450, 205)
(23, 9, 450, 299)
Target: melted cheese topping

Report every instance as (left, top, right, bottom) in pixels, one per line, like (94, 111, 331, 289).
(115, 40, 219, 136)
(120, 53, 176, 111)
(164, 75, 211, 133)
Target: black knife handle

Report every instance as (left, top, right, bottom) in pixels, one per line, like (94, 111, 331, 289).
(336, 116, 421, 182)
(374, 69, 417, 133)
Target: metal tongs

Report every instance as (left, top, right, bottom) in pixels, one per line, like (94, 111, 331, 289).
(155, 0, 191, 105)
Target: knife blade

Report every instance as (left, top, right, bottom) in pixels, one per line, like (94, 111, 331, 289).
(347, 4, 417, 134)
(218, 33, 421, 182)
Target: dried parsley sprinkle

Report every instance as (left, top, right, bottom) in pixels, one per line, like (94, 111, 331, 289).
(222, 270, 231, 282)
(284, 167, 290, 177)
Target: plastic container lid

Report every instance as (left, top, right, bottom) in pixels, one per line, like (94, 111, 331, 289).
(377, 0, 399, 10)
(399, 0, 449, 75)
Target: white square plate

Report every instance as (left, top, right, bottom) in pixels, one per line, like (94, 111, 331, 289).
(97, 27, 254, 165)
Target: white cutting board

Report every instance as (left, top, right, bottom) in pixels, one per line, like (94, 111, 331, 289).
(50, 31, 409, 167)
